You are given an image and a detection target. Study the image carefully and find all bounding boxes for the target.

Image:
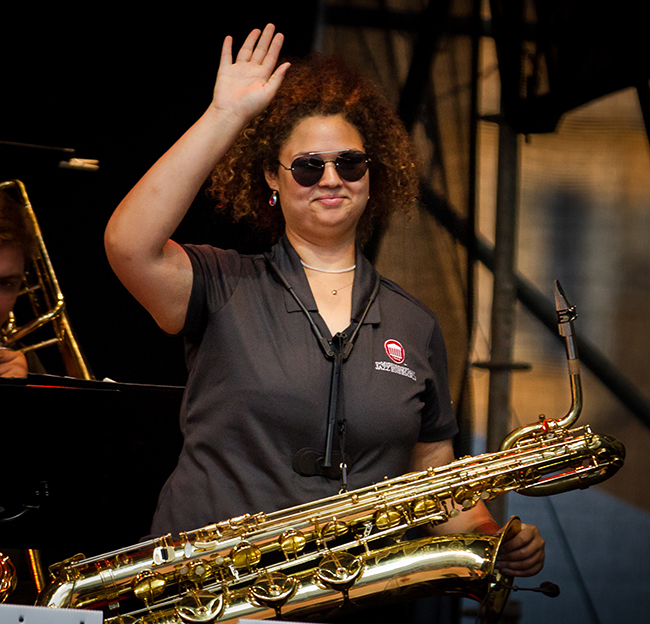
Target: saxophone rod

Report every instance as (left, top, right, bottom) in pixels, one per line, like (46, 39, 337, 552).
(500, 280, 583, 450)
(553, 279, 583, 429)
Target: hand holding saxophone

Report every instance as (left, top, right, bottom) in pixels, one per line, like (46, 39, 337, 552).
(496, 522, 546, 577)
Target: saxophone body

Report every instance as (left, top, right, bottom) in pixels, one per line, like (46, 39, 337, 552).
(37, 424, 623, 623)
(35, 282, 626, 622)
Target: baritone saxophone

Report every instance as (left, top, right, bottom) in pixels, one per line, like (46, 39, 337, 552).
(35, 282, 625, 623)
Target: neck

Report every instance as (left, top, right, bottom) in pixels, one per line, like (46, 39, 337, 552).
(285, 229, 356, 273)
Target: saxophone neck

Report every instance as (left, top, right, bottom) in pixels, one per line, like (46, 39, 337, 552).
(554, 280, 582, 430)
(501, 281, 582, 450)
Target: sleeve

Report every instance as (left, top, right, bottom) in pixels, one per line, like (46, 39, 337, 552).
(417, 318, 459, 443)
(180, 244, 242, 336)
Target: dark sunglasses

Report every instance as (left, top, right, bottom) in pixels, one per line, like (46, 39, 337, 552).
(278, 150, 370, 187)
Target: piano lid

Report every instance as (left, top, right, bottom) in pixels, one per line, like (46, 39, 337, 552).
(1, 374, 184, 556)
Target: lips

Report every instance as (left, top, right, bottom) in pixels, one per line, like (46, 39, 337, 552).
(314, 195, 345, 207)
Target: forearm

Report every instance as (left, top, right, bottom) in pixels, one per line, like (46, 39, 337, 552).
(105, 25, 288, 272)
(426, 500, 500, 536)
(409, 439, 500, 536)
(104, 106, 242, 269)
(104, 27, 289, 334)
(103, 108, 245, 332)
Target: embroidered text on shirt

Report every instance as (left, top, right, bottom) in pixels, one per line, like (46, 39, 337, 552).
(375, 360, 417, 381)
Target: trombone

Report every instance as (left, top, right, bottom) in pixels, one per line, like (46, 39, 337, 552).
(1, 179, 94, 597)
(0, 179, 93, 380)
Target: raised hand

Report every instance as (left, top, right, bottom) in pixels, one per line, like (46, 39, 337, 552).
(211, 24, 290, 126)
(105, 25, 291, 336)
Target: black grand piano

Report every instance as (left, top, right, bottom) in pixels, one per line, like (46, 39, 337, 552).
(1, 373, 184, 603)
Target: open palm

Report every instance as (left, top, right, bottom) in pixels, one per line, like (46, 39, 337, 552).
(212, 24, 290, 125)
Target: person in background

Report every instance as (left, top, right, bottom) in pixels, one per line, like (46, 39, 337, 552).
(0, 188, 35, 378)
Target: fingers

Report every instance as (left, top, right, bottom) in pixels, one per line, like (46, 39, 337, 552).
(212, 24, 288, 122)
(251, 24, 279, 64)
(267, 60, 292, 91)
(235, 24, 281, 66)
(0, 348, 28, 378)
(497, 523, 546, 577)
(220, 35, 233, 67)
(236, 28, 263, 63)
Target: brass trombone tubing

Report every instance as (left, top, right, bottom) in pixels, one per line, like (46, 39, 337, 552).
(3, 300, 65, 346)
(26, 550, 46, 595)
(0, 179, 93, 379)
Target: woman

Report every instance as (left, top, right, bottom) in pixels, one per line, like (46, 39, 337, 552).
(105, 24, 544, 579)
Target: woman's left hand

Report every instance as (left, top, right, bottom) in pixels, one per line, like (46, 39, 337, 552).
(496, 522, 545, 577)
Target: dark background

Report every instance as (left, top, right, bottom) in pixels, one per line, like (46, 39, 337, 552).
(0, 2, 322, 562)
(1, 4, 319, 386)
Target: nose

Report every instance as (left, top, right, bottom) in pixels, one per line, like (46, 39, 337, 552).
(318, 161, 342, 186)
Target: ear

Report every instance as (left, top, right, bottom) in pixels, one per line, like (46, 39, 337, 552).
(264, 168, 279, 191)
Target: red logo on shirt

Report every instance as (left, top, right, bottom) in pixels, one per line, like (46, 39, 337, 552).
(384, 339, 405, 364)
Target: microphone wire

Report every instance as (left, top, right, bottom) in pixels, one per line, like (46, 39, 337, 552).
(545, 497, 603, 624)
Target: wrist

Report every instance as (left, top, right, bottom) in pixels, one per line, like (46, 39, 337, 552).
(473, 520, 502, 535)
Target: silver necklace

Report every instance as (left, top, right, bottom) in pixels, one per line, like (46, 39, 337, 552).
(300, 259, 356, 274)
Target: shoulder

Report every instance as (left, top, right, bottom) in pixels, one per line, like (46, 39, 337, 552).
(376, 276, 448, 356)
(378, 275, 439, 322)
(182, 243, 240, 267)
(181, 244, 270, 277)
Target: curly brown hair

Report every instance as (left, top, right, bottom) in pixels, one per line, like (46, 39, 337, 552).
(206, 53, 419, 246)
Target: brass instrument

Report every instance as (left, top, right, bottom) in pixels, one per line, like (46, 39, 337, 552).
(1, 179, 94, 604)
(0, 179, 93, 380)
(34, 283, 625, 623)
(0, 553, 17, 603)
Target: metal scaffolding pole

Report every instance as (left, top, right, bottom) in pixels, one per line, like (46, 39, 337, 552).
(485, 112, 521, 525)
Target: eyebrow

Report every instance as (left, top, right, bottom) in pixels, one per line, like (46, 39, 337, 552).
(0, 272, 24, 280)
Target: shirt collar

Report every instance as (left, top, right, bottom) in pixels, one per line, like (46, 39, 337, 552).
(269, 235, 381, 325)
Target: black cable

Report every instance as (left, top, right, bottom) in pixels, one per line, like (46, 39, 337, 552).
(545, 498, 602, 624)
(264, 253, 380, 492)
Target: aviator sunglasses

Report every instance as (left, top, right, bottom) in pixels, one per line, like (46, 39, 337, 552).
(278, 150, 370, 187)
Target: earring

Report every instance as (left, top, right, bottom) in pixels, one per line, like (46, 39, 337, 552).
(269, 190, 279, 207)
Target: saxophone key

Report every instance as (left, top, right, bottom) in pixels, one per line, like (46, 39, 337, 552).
(152, 546, 176, 566)
(374, 507, 402, 530)
(186, 561, 212, 584)
(314, 552, 364, 593)
(132, 570, 167, 604)
(248, 572, 299, 612)
(279, 529, 307, 557)
(321, 519, 350, 541)
(230, 541, 262, 571)
(176, 589, 225, 623)
(411, 495, 441, 518)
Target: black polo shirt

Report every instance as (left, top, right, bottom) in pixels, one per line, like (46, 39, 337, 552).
(150, 236, 458, 536)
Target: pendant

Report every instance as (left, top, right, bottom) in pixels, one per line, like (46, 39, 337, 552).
(332, 290, 338, 295)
